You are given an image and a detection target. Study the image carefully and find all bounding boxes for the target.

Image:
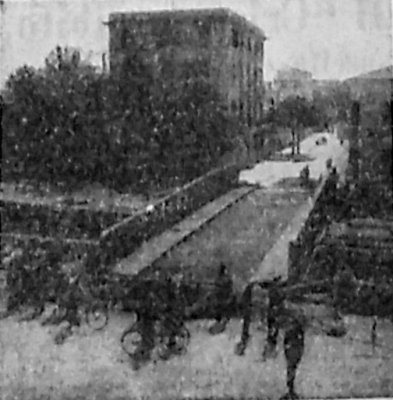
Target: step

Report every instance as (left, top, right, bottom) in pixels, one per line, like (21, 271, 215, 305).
(114, 186, 256, 277)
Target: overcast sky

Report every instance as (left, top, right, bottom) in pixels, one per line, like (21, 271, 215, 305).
(1, 0, 392, 84)
(189, 0, 392, 80)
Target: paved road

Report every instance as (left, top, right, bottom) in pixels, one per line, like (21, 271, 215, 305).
(240, 132, 349, 187)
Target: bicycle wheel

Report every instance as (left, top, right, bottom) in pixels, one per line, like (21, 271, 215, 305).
(121, 323, 144, 358)
(86, 304, 108, 331)
(157, 324, 191, 360)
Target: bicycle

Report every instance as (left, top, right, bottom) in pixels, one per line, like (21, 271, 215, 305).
(119, 276, 191, 364)
(120, 311, 190, 363)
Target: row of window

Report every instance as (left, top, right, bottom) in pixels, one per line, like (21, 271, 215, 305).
(233, 62, 263, 88)
(231, 98, 263, 126)
(231, 28, 263, 56)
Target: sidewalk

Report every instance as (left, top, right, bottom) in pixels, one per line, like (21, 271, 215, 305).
(247, 132, 349, 282)
(240, 132, 349, 187)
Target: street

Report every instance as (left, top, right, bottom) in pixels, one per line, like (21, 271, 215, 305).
(1, 132, 392, 400)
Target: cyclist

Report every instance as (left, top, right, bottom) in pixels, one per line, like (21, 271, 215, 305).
(126, 278, 158, 364)
(159, 276, 187, 359)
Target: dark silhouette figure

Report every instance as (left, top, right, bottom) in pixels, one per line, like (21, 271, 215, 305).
(279, 310, 306, 400)
(209, 264, 234, 335)
(159, 276, 187, 359)
(291, 129, 296, 156)
(235, 283, 254, 355)
(129, 279, 159, 362)
(235, 277, 286, 357)
(59, 274, 83, 328)
(263, 277, 286, 358)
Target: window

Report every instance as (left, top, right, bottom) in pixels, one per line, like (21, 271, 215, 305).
(120, 28, 127, 48)
(247, 104, 252, 127)
(239, 101, 244, 120)
(259, 42, 264, 59)
(232, 28, 239, 48)
(231, 100, 238, 114)
(247, 37, 252, 52)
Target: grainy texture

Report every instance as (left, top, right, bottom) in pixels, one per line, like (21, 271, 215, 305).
(0, 314, 392, 399)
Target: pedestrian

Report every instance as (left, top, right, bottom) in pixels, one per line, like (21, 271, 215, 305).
(159, 276, 186, 359)
(291, 129, 296, 156)
(60, 270, 83, 328)
(263, 276, 286, 359)
(4, 248, 26, 315)
(332, 262, 356, 314)
(280, 307, 306, 400)
(130, 279, 157, 363)
(234, 282, 254, 355)
(209, 263, 234, 335)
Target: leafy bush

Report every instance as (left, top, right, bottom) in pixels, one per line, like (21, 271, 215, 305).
(2, 46, 238, 193)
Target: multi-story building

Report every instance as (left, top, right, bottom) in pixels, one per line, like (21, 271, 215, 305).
(108, 8, 266, 129)
(345, 66, 392, 132)
(271, 67, 314, 102)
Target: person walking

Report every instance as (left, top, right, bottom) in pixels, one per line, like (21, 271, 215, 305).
(281, 314, 305, 400)
(263, 276, 286, 359)
(209, 263, 234, 335)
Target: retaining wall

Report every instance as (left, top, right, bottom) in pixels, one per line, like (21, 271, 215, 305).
(287, 173, 335, 283)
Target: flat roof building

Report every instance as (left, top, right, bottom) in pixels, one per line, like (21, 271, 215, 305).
(108, 8, 266, 129)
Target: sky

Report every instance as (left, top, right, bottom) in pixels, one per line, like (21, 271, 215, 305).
(0, 0, 392, 85)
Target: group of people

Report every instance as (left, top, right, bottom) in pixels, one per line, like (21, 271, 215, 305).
(3, 249, 310, 398)
(3, 246, 86, 334)
(130, 264, 307, 400)
(234, 276, 306, 400)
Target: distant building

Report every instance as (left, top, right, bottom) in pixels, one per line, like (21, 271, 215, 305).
(345, 66, 392, 132)
(344, 65, 393, 102)
(311, 79, 341, 96)
(108, 8, 266, 128)
(271, 67, 314, 102)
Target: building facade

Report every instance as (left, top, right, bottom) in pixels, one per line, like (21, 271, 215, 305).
(108, 8, 266, 129)
(345, 66, 392, 132)
(271, 67, 314, 103)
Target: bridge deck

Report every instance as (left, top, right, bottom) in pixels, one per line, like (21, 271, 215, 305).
(113, 186, 256, 276)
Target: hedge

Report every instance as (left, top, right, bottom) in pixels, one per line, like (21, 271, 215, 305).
(1, 200, 125, 240)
